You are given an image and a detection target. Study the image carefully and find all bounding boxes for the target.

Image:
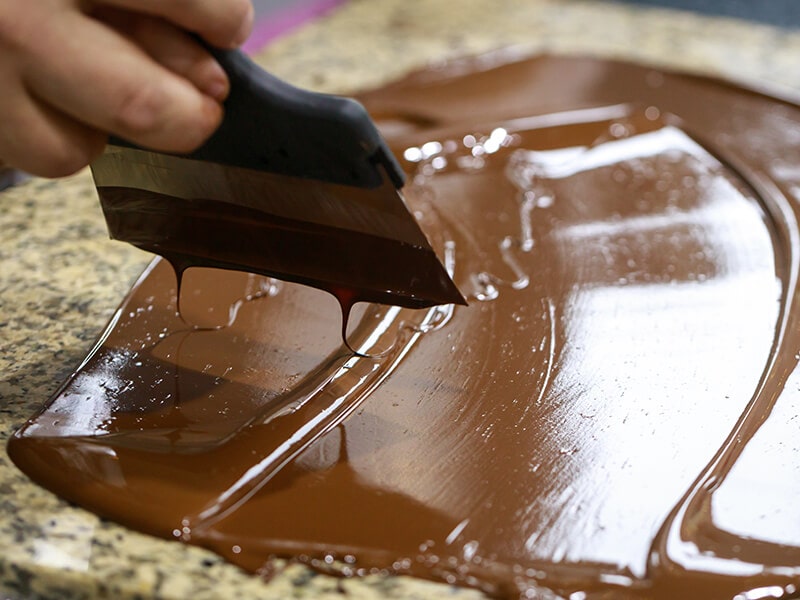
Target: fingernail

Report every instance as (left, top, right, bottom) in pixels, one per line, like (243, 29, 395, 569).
(231, 2, 254, 47)
(205, 75, 229, 101)
(203, 62, 229, 101)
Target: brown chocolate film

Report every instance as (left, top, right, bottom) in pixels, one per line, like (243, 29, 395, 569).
(9, 55, 800, 598)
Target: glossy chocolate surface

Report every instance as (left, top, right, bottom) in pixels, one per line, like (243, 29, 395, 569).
(9, 54, 800, 598)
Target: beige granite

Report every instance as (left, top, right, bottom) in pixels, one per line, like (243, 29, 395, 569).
(2, 1, 800, 598)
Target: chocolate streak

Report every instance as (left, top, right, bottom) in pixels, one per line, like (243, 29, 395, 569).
(9, 54, 800, 598)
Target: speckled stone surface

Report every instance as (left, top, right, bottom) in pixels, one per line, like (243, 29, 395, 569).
(2, 1, 800, 598)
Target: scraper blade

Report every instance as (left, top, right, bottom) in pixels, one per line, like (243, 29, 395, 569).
(90, 47, 466, 310)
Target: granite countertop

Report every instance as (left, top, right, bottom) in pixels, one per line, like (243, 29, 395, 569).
(2, 1, 800, 598)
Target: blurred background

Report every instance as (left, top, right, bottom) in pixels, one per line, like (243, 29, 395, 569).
(244, 0, 345, 54)
(615, 0, 800, 27)
(246, 0, 800, 52)
(246, 0, 800, 54)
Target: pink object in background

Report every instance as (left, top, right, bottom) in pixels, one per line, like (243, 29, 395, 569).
(242, 0, 346, 54)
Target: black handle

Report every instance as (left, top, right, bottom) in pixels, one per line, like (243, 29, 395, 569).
(114, 48, 405, 190)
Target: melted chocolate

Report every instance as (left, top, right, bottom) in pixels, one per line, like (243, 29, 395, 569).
(9, 54, 800, 598)
(96, 183, 461, 351)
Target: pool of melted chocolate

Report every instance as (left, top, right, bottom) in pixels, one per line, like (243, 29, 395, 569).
(9, 54, 800, 598)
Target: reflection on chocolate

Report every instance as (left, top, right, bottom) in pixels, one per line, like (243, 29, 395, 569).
(9, 54, 800, 598)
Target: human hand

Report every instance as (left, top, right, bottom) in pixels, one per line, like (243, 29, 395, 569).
(0, 0, 254, 177)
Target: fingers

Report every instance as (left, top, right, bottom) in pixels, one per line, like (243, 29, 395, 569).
(0, 82, 106, 177)
(96, 0, 254, 49)
(97, 9, 229, 102)
(0, 0, 252, 176)
(22, 9, 224, 153)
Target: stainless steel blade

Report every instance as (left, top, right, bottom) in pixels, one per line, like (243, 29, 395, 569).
(91, 145, 466, 309)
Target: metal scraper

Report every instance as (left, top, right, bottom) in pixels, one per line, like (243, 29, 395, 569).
(90, 47, 466, 310)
